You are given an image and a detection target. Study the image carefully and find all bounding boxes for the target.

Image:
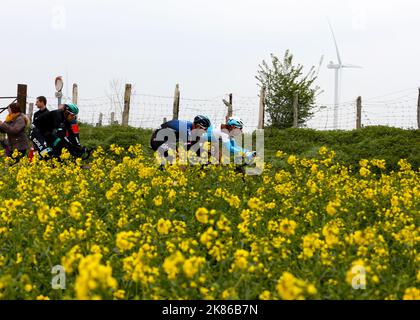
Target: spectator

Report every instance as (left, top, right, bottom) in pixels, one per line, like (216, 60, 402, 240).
(0, 103, 29, 160)
(33, 96, 49, 123)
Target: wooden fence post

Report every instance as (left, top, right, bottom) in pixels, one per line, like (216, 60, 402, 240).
(97, 113, 103, 127)
(72, 83, 78, 105)
(111, 112, 115, 125)
(17, 84, 27, 114)
(223, 93, 233, 122)
(28, 103, 34, 123)
(293, 93, 299, 128)
(356, 96, 362, 129)
(172, 84, 180, 120)
(122, 83, 132, 126)
(258, 87, 266, 129)
(417, 88, 420, 130)
(228, 93, 233, 118)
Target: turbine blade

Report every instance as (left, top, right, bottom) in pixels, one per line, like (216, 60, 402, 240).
(327, 18, 342, 66)
(317, 55, 325, 74)
(342, 64, 363, 69)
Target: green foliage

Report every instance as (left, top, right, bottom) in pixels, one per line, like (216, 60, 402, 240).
(264, 126, 420, 172)
(79, 123, 153, 155)
(79, 124, 419, 173)
(256, 50, 322, 129)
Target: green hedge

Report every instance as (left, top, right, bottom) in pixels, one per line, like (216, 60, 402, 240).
(79, 124, 419, 172)
(264, 126, 419, 171)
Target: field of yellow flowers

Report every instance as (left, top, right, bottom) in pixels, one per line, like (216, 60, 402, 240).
(0, 144, 418, 300)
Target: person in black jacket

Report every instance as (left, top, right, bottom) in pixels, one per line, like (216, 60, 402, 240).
(33, 96, 49, 123)
(29, 103, 88, 159)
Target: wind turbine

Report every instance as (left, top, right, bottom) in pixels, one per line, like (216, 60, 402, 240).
(327, 20, 362, 129)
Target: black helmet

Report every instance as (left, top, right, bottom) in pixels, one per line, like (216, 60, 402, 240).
(193, 115, 211, 129)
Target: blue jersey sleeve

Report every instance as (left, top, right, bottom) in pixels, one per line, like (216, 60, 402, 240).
(161, 120, 192, 143)
(162, 120, 180, 131)
(162, 120, 192, 132)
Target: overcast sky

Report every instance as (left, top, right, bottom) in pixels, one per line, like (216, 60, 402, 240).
(1, 0, 419, 109)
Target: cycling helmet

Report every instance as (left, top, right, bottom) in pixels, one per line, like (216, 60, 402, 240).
(227, 117, 244, 129)
(64, 103, 79, 116)
(193, 115, 211, 129)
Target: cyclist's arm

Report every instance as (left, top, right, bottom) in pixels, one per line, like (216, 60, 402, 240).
(67, 120, 82, 147)
(212, 128, 250, 156)
(229, 138, 251, 155)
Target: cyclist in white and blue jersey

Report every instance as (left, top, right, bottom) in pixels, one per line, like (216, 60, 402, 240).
(205, 117, 256, 164)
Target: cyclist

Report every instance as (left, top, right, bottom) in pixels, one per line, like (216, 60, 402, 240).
(29, 103, 89, 159)
(150, 115, 211, 156)
(206, 117, 256, 164)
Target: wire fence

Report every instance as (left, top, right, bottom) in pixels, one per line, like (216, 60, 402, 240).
(22, 88, 419, 132)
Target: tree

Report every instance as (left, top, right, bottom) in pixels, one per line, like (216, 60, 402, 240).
(256, 50, 323, 129)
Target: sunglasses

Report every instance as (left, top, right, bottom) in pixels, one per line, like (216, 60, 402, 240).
(65, 111, 77, 118)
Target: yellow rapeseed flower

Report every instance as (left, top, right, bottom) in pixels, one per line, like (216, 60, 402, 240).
(195, 208, 209, 224)
(157, 219, 172, 235)
(403, 287, 420, 300)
